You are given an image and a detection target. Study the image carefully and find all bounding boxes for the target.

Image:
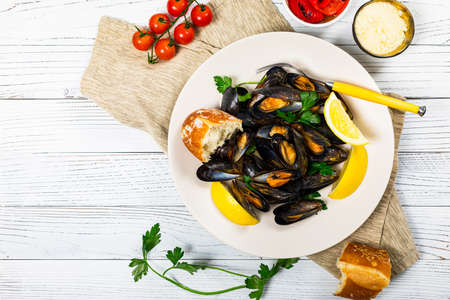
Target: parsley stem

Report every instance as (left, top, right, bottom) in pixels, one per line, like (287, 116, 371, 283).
(162, 265, 249, 277)
(147, 262, 246, 295)
(235, 81, 262, 87)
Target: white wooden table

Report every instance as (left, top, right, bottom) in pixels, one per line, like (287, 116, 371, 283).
(0, 0, 449, 299)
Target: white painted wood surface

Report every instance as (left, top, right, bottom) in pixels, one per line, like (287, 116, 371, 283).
(0, 0, 449, 299)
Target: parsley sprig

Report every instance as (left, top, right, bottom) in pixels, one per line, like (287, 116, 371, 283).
(307, 162, 335, 176)
(276, 91, 321, 126)
(130, 223, 299, 299)
(303, 191, 328, 210)
(213, 75, 266, 102)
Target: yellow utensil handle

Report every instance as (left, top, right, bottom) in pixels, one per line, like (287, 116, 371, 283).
(332, 81, 426, 116)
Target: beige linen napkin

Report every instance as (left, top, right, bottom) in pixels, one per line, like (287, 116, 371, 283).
(81, 0, 418, 277)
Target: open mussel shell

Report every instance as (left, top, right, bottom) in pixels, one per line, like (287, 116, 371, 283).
(291, 130, 309, 176)
(243, 155, 265, 178)
(286, 73, 316, 91)
(233, 131, 253, 163)
(233, 180, 270, 212)
(230, 180, 259, 219)
(273, 200, 322, 225)
(256, 125, 289, 139)
(271, 134, 298, 169)
(249, 182, 296, 204)
(263, 66, 288, 87)
(196, 162, 240, 182)
(308, 146, 348, 165)
(255, 141, 284, 169)
(253, 86, 301, 102)
(253, 169, 299, 188)
(292, 123, 331, 156)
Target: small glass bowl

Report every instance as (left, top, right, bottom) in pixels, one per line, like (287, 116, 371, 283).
(352, 0, 415, 58)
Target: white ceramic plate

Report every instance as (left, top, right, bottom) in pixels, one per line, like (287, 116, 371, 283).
(168, 32, 394, 258)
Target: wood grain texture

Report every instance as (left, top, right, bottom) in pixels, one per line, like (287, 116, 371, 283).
(0, 99, 448, 153)
(0, 206, 447, 260)
(0, 152, 449, 207)
(0, 259, 449, 300)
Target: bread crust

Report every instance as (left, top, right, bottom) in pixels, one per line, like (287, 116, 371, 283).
(335, 242, 391, 300)
(181, 108, 242, 162)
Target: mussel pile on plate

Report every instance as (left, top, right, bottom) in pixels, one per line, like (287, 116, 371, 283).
(197, 65, 351, 225)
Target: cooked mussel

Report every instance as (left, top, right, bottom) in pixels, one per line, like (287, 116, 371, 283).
(233, 179, 270, 212)
(249, 182, 296, 204)
(273, 200, 322, 225)
(230, 180, 258, 219)
(308, 146, 348, 165)
(286, 73, 315, 91)
(196, 162, 240, 181)
(242, 155, 265, 177)
(255, 142, 284, 169)
(292, 123, 331, 156)
(299, 172, 339, 190)
(233, 131, 253, 162)
(256, 125, 289, 139)
(291, 130, 309, 176)
(253, 86, 301, 102)
(220, 87, 239, 115)
(253, 170, 299, 188)
(263, 66, 288, 87)
(271, 134, 298, 169)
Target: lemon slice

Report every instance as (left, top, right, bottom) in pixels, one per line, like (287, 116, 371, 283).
(210, 182, 259, 225)
(328, 146, 368, 199)
(324, 92, 369, 146)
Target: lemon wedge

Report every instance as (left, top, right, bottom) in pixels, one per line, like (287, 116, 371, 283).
(324, 92, 369, 146)
(210, 182, 259, 225)
(328, 146, 368, 199)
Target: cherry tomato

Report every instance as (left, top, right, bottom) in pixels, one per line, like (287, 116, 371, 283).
(132, 30, 155, 51)
(149, 13, 171, 34)
(167, 0, 189, 17)
(309, 0, 346, 16)
(317, 0, 331, 8)
(191, 4, 213, 27)
(288, 0, 324, 24)
(174, 23, 195, 45)
(155, 38, 176, 60)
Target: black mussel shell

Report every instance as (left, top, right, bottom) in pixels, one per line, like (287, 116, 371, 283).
(263, 66, 288, 87)
(286, 73, 316, 91)
(221, 87, 239, 116)
(233, 131, 253, 163)
(249, 182, 296, 204)
(255, 141, 284, 169)
(292, 123, 331, 156)
(230, 180, 259, 219)
(308, 146, 348, 165)
(291, 130, 309, 176)
(271, 134, 298, 169)
(298, 172, 339, 190)
(196, 163, 240, 182)
(273, 200, 322, 225)
(253, 86, 301, 102)
(253, 169, 299, 188)
(243, 155, 265, 178)
(233, 180, 270, 212)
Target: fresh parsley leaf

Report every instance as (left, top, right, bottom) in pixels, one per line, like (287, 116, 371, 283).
(258, 264, 271, 280)
(243, 175, 252, 185)
(298, 111, 321, 126)
(214, 76, 233, 94)
(173, 262, 205, 275)
(142, 223, 161, 259)
(166, 247, 184, 266)
(237, 91, 252, 102)
(276, 110, 297, 124)
(318, 199, 328, 210)
(246, 144, 257, 155)
(245, 275, 262, 290)
(303, 192, 321, 200)
(275, 258, 300, 270)
(129, 258, 148, 282)
(307, 162, 335, 176)
(299, 91, 318, 113)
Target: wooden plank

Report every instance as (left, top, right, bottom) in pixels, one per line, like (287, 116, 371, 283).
(0, 99, 447, 153)
(0, 259, 448, 299)
(0, 45, 448, 98)
(0, 152, 449, 207)
(0, 152, 448, 207)
(0, 206, 447, 260)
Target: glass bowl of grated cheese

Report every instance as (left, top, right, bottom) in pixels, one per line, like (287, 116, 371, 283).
(352, 0, 414, 58)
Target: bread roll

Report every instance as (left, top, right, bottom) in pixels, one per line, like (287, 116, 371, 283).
(181, 108, 242, 162)
(335, 242, 391, 300)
